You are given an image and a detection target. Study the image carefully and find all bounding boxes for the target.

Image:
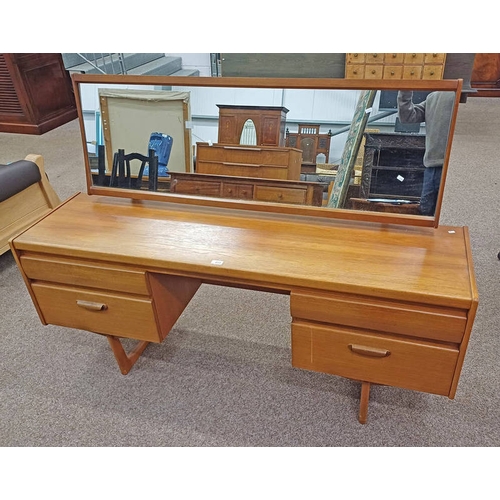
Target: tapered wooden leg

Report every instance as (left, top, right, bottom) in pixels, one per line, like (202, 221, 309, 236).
(358, 381, 371, 424)
(106, 335, 150, 375)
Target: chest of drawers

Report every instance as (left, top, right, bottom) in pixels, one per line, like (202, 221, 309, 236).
(196, 143, 302, 181)
(169, 172, 323, 206)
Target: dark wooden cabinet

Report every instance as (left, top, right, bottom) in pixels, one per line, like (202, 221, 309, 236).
(0, 53, 77, 134)
(360, 132, 426, 200)
(217, 105, 288, 146)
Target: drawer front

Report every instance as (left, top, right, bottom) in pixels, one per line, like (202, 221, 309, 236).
(425, 53, 446, 64)
(346, 53, 365, 64)
(422, 64, 444, 79)
(197, 145, 291, 166)
(365, 53, 384, 64)
(345, 65, 364, 78)
(383, 65, 404, 80)
(364, 65, 384, 79)
(290, 291, 467, 343)
(221, 182, 253, 199)
(404, 53, 425, 65)
(197, 160, 288, 180)
(31, 283, 161, 342)
(20, 254, 149, 295)
(171, 178, 222, 197)
(254, 185, 307, 204)
(292, 321, 458, 395)
(384, 53, 405, 64)
(403, 65, 423, 79)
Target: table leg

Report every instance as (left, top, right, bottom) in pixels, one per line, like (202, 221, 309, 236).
(358, 381, 371, 424)
(106, 335, 150, 375)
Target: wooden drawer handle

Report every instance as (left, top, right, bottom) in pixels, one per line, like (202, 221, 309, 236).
(348, 344, 391, 358)
(76, 300, 108, 311)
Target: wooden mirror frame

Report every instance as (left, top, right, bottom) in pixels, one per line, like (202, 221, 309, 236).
(72, 73, 463, 228)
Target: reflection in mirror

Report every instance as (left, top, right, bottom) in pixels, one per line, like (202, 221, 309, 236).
(75, 75, 460, 224)
(240, 119, 257, 145)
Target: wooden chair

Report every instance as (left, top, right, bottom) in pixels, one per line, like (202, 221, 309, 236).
(110, 149, 159, 191)
(0, 154, 61, 255)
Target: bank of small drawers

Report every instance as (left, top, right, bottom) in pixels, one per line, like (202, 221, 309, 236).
(345, 53, 446, 80)
(20, 254, 165, 343)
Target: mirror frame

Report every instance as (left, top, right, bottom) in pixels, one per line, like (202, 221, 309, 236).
(72, 73, 463, 228)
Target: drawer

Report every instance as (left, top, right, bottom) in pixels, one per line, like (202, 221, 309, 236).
(345, 53, 365, 64)
(197, 160, 289, 180)
(171, 178, 222, 197)
(422, 64, 444, 79)
(291, 321, 458, 395)
(364, 65, 384, 79)
(290, 291, 467, 343)
(403, 65, 423, 80)
(425, 53, 446, 64)
(197, 144, 292, 166)
(384, 53, 405, 64)
(365, 53, 384, 64)
(31, 282, 161, 342)
(345, 65, 364, 78)
(383, 65, 404, 80)
(20, 254, 149, 295)
(404, 53, 425, 65)
(221, 182, 253, 199)
(254, 185, 307, 204)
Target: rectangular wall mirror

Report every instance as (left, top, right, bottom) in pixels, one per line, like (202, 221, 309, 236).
(73, 73, 462, 227)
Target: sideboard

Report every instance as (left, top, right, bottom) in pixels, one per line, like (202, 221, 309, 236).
(169, 172, 323, 206)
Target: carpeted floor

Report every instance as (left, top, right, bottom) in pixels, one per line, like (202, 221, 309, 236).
(0, 96, 499, 447)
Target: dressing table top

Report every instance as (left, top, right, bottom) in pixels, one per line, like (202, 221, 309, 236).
(13, 192, 476, 309)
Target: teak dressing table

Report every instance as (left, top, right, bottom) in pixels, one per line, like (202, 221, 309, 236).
(10, 74, 478, 424)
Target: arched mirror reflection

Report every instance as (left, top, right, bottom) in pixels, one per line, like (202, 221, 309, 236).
(239, 119, 257, 145)
(74, 74, 462, 227)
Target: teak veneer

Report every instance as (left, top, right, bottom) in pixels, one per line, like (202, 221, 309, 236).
(10, 193, 478, 423)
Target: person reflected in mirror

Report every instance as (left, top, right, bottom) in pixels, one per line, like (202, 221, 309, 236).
(397, 91, 454, 216)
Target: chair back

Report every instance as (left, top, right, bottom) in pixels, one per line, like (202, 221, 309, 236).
(110, 149, 159, 190)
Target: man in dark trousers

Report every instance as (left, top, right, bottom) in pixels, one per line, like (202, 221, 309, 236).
(397, 90, 455, 216)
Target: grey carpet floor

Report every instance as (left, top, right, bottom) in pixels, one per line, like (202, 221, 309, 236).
(0, 97, 499, 447)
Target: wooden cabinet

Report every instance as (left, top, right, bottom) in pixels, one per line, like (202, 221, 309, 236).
(471, 53, 500, 97)
(169, 172, 323, 206)
(345, 53, 446, 80)
(217, 105, 288, 146)
(360, 132, 426, 200)
(196, 143, 302, 180)
(285, 124, 333, 173)
(0, 53, 77, 134)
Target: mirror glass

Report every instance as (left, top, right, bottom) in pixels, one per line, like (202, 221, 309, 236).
(240, 119, 257, 145)
(75, 75, 460, 225)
